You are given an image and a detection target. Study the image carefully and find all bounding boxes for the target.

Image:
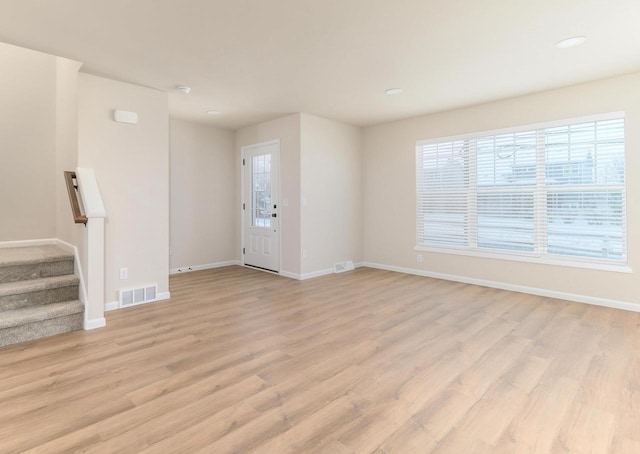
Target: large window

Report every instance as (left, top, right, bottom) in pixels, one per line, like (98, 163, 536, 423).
(416, 113, 626, 267)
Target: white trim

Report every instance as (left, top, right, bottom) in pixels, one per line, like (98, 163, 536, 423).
(53, 240, 74, 254)
(241, 138, 281, 151)
(105, 301, 119, 312)
(241, 146, 245, 267)
(241, 139, 282, 273)
(279, 270, 301, 280)
(281, 263, 364, 281)
(414, 246, 632, 274)
(84, 317, 106, 330)
(0, 238, 58, 248)
(280, 269, 332, 280)
(281, 266, 362, 281)
(56, 240, 89, 301)
(76, 167, 106, 218)
(170, 261, 240, 275)
(301, 268, 333, 280)
(416, 111, 625, 146)
(56, 240, 90, 328)
(362, 262, 640, 313)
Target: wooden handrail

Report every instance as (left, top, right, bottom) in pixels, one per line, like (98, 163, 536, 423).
(64, 171, 88, 225)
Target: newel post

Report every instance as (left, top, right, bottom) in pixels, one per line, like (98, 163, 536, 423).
(76, 167, 107, 329)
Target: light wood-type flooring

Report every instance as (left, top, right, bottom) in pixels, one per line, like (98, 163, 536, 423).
(0, 266, 639, 453)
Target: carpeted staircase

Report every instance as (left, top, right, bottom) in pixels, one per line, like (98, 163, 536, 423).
(0, 245, 84, 347)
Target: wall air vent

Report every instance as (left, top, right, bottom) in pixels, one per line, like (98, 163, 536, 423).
(333, 261, 355, 274)
(119, 284, 158, 308)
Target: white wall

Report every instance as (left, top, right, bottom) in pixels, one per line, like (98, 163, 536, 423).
(169, 119, 236, 270)
(55, 57, 84, 246)
(363, 72, 640, 306)
(300, 113, 362, 275)
(236, 114, 302, 275)
(0, 43, 57, 241)
(78, 73, 170, 303)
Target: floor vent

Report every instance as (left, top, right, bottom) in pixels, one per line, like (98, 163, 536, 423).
(333, 261, 355, 274)
(119, 284, 158, 308)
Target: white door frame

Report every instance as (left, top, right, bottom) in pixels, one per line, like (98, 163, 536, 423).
(241, 139, 281, 273)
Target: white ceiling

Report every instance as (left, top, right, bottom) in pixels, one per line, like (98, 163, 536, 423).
(0, 0, 639, 129)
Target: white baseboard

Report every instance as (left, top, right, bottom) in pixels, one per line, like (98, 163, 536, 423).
(362, 262, 640, 313)
(105, 301, 119, 312)
(56, 239, 89, 306)
(282, 266, 365, 281)
(301, 268, 333, 280)
(279, 270, 301, 280)
(280, 262, 364, 281)
(0, 238, 58, 249)
(170, 261, 240, 275)
(84, 317, 106, 330)
(53, 239, 75, 253)
(57, 239, 91, 330)
(281, 269, 333, 280)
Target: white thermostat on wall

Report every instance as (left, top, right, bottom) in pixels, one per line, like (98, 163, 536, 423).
(113, 109, 138, 125)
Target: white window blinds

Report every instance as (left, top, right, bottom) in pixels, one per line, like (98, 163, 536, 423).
(416, 114, 626, 264)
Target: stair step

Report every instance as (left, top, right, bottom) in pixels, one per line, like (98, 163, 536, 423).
(0, 245, 83, 347)
(0, 275, 80, 311)
(0, 300, 84, 329)
(0, 245, 74, 284)
(0, 300, 84, 347)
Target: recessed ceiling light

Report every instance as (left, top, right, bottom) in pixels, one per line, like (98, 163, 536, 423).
(385, 88, 403, 95)
(176, 85, 191, 94)
(207, 110, 221, 115)
(555, 36, 586, 49)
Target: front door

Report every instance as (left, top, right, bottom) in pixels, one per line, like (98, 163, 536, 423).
(242, 141, 280, 272)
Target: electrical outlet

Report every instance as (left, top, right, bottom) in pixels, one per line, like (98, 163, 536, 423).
(119, 267, 128, 280)
(417, 254, 423, 263)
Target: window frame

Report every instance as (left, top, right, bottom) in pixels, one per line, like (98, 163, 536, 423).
(415, 111, 630, 273)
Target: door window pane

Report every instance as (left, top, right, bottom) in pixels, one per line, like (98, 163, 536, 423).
(252, 154, 272, 228)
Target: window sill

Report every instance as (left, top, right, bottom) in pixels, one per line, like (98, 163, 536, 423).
(414, 245, 632, 274)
